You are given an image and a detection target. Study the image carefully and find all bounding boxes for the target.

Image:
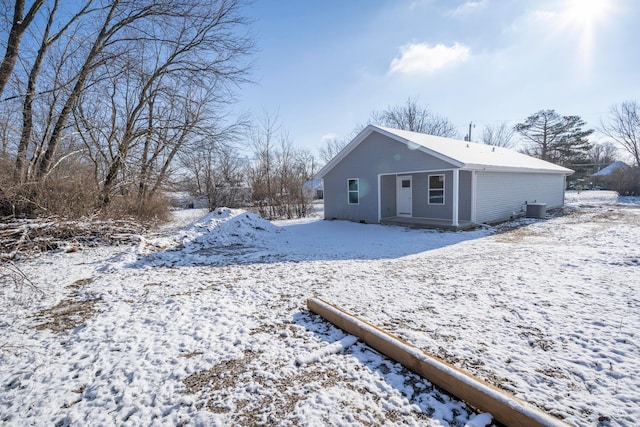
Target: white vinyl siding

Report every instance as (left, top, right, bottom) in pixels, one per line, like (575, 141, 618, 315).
(475, 172, 565, 224)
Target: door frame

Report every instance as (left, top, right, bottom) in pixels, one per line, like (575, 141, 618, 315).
(396, 175, 413, 217)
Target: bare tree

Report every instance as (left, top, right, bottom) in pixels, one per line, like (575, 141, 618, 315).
(247, 112, 280, 218)
(370, 97, 458, 138)
(33, 0, 120, 180)
(590, 141, 618, 172)
(600, 100, 640, 167)
(0, 0, 44, 98)
(247, 113, 313, 219)
(481, 122, 516, 148)
(318, 137, 348, 165)
(269, 135, 313, 219)
(1, 0, 254, 218)
(14, 0, 93, 182)
(176, 115, 247, 210)
(292, 149, 316, 215)
(37, 0, 252, 184)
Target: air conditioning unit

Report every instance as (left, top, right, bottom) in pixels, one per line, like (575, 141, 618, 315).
(526, 202, 546, 218)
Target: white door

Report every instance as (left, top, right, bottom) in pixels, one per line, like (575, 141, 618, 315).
(397, 175, 412, 217)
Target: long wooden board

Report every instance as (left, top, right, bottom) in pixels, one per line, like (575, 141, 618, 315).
(307, 296, 569, 427)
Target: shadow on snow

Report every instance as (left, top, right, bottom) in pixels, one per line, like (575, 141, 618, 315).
(124, 219, 492, 268)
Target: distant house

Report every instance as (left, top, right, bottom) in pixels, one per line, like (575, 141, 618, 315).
(303, 179, 324, 199)
(315, 125, 573, 229)
(591, 161, 629, 189)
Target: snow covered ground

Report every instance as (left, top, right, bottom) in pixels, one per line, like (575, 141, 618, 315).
(1, 191, 638, 426)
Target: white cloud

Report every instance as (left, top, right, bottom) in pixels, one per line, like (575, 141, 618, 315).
(388, 42, 470, 75)
(448, 0, 488, 17)
(321, 133, 340, 143)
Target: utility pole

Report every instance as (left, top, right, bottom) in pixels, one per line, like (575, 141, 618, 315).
(466, 122, 475, 142)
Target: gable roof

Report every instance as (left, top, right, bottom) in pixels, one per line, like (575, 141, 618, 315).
(316, 125, 574, 178)
(591, 160, 629, 177)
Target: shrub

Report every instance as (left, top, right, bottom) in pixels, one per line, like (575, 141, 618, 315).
(101, 192, 170, 223)
(608, 167, 640, 196)
(0, 161, 170, 222)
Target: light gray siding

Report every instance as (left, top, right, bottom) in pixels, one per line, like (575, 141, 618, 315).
(411, 173, 429, 218)
(323, 132, 456, 223)
(475, 172, 566, 224)
(458, 170, 472, 221)
(322, 129, 568, 225)
(379, 171, 466, 221)
(412, 171, 453, 219)
(380, 175, 396, 219)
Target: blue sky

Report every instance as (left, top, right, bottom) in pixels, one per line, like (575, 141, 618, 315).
(236, 0, 639, 154)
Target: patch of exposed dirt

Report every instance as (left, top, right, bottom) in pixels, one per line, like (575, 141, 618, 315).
(66, 277, 94, 289)
(183, 319, 476, 427)
(33, 277, 100, 332)
(183, 347, 348, 426)
(183, 351, 257, 394)
(34, 298, 101, 332)
(518, 324, 555, 351)
(590, 208, 638, 223)
(493, 227, 542, 243)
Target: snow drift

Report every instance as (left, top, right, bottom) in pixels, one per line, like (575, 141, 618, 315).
(178, 208, 280, 250)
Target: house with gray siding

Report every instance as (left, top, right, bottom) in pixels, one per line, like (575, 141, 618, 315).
(316, 125, 573, 229)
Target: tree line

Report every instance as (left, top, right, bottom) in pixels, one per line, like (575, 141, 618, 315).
(320, 97, 640, 194)
(1, 1, 638, 222)
(177, 112, 317, 220)
(496, 104, 639, 194)
(0, 0, 253, 219)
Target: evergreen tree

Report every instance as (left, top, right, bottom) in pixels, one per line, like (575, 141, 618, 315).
(515, 110, 593, 178)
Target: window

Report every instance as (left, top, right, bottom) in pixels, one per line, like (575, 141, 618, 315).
(428, 174, 445, 205)
(348, 178, 359, 204)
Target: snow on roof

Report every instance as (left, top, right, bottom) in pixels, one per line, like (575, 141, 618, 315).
(375, 126, 573, 173)
(317, 125, 573, 178)
(591, 160, 629, 177)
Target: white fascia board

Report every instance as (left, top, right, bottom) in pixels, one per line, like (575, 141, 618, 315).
(462, 164, 574, 175)
(378, 167, 458, 176)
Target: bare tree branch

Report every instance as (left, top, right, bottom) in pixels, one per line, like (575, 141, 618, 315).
(600, 100, 640, 168)
(0, 0, 44, 97)
(370, 97, 459, 138)
(481, 122, 516, 148)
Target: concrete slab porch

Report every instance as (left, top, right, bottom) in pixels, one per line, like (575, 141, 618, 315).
(380, 216, 475, 231)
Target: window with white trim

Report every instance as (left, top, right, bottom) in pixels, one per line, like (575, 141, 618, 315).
(428, 174, 445, 205)
(348, 178, 359, 204)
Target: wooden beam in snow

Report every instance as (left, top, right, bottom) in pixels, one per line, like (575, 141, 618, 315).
(307, 296, 569, 427)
